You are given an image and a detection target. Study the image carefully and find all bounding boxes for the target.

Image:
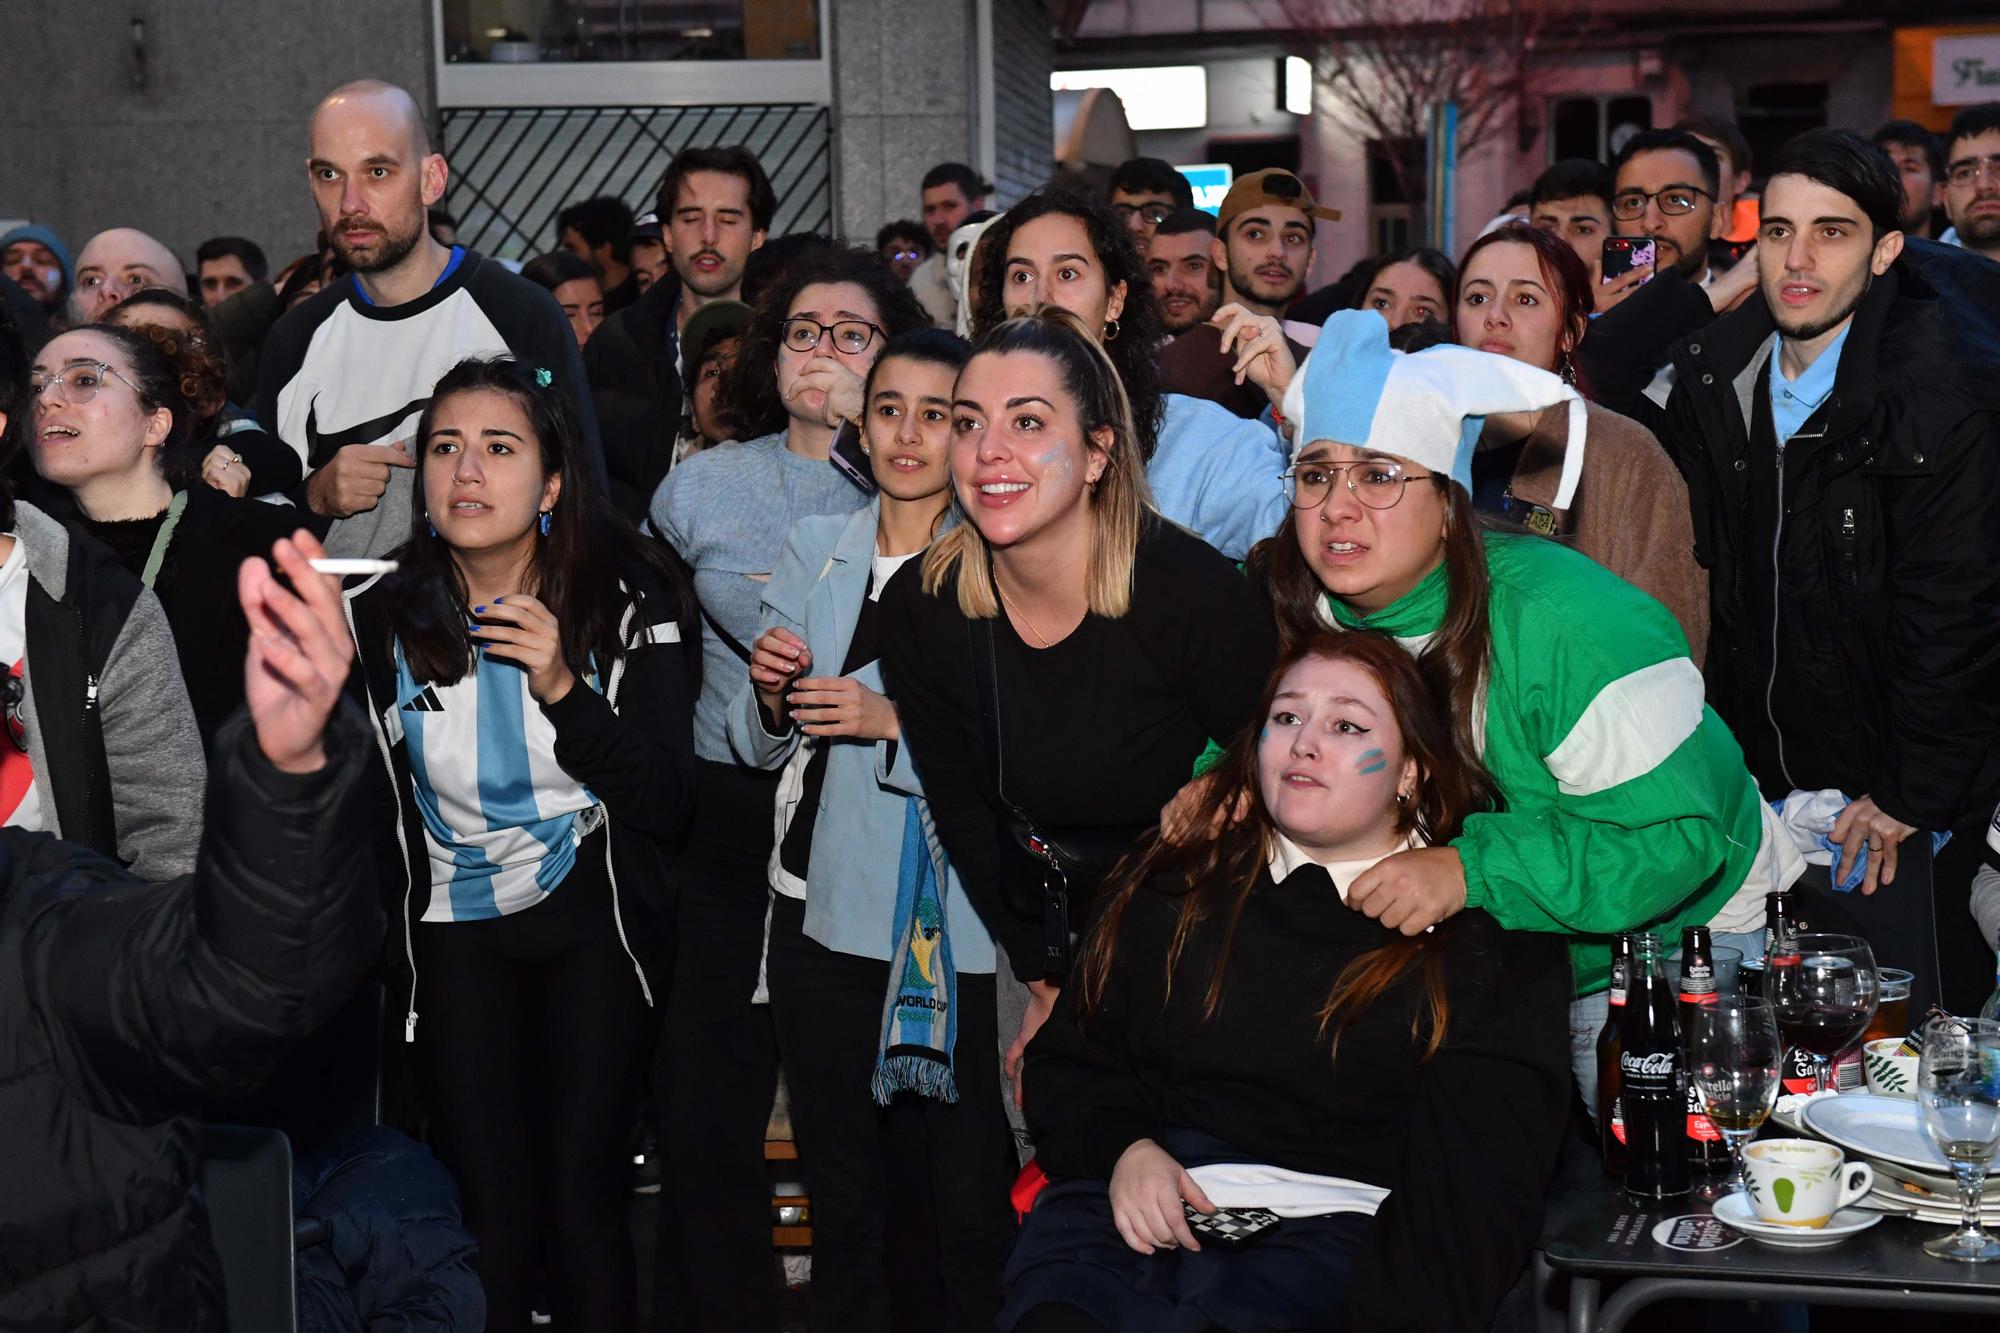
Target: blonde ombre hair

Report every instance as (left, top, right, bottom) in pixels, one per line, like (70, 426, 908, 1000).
(921, 306, 1155, 619)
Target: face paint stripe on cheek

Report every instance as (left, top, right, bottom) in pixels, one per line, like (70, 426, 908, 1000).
(1356, 747, 1387, 776)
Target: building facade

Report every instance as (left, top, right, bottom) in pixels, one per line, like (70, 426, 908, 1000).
(0, 0, 1056, 272)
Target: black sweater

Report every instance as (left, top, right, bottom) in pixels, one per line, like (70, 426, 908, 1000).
(1027, 863, 1572, 1331)
(878, 519, 1275, 980)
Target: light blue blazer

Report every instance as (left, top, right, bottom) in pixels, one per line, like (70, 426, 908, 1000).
(726, 501, 996, 972)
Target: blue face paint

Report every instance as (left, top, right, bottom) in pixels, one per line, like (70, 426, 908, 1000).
(1259, 726, 1269, 742)
(1356, 746, 1387, 776)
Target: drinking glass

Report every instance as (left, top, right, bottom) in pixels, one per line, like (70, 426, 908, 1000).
(1917, 1016, 2000, 1262)
(1768, 934, 1878, 1094)
(1688, 997, 1783, 1200)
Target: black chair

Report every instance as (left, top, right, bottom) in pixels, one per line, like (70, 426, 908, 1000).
(199, 1123, 300, 1333)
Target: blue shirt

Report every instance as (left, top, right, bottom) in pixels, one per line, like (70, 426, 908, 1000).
(1767, 323, 1849, 444)
(1146, 394, 1291, 560)
(650, 434, 870, 762)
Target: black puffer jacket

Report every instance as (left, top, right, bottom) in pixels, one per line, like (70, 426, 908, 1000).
(0, 703, 380, 1332)
(584, 272, 685, 521)
(1659, 244, 2000, 830)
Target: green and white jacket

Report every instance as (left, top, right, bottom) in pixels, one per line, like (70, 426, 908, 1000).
(1326, 532, 1773, 996)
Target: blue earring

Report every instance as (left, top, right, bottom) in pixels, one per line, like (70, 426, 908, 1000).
(539, 511, 552, 537)
(427, 518, 437, 537)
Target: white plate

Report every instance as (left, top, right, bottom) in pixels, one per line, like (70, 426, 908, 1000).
(1801, 1093, 1953, 1175)
(1712, 1191, 1883, 1247)
(1772, 1091, 1839, 1134)
(1871, 1155, 2000, 1201)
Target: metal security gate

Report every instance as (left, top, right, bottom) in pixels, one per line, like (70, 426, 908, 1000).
(441, 104, 833, 260)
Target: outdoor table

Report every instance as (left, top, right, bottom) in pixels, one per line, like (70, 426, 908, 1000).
(1534, 1158, 2000, 1332)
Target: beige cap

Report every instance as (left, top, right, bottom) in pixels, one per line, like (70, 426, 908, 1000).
(1216, 169, 1341, 231)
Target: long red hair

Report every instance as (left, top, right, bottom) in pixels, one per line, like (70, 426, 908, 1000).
(1071, 631, 1501, 1063)
(1458, 222, 1595, 398)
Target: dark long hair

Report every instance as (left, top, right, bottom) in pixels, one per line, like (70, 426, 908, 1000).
(1247, 482, 1496, 791)
(1352, 246, 1458, 311)
(385, 357, 695, 686)
(967, 189, 1168, 461)
(62, 322, 225, 489)
(1457, 223, 1594, 396)
(1073, 631, 1501, 1062)
(723, 244, 931, 440)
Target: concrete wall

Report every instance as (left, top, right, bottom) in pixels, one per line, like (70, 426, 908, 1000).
(829, 0, 981, 242)
(0, 2, 434, 282)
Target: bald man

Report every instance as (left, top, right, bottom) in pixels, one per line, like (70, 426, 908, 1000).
(258, 79, 600, 555)
(69, 228, 186, 324)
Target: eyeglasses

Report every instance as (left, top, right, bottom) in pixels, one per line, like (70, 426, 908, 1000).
(27, 361, 145, 406)
(1284, 458, 1434, 511)
(1610, 186, 1714, 220)
(1110, 201, 1174, 227)
(1946, 153, 2000, 189)
(885, 248, 924, 263)
(780, 317, 884, 355)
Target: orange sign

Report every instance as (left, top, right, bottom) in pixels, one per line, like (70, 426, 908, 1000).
(1894, 25, 2000, 130)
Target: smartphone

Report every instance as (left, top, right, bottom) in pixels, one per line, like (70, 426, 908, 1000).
(829, 419, 877, 495)
(832, 416, 888, 492)
(1601, 237, 1657, 284)
(1184, 1202, 1283, 1250)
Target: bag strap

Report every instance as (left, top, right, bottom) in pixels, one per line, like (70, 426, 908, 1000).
(702, 603, 753, 665)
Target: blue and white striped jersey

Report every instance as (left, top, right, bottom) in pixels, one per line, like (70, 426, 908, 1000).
(394, 641, 601, 921)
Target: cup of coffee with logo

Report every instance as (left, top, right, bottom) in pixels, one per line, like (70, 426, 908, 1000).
(1743, 1139, 1873, 1227)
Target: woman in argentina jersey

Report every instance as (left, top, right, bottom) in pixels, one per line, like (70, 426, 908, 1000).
(343, 357, 696, 1332)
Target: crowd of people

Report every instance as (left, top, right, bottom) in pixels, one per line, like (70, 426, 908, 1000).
(3, 72, 1999, 1333)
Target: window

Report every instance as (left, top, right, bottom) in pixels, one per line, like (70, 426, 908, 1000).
(441, 0, 821, 63)
(1368, 138, 1419, 256)
(1741, 83, 1827, 182)
(1549, 95, 1653, 163)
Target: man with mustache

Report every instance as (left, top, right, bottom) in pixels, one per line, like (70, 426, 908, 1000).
(1156, 171, 1334, 420)
(585, 144, 775, 518)
(257, 79, 599, 552)
(1660, 128, 2000, 1017)
(1941, 102, 2000, 264)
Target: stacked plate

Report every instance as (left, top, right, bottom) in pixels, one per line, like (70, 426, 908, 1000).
(1800, 1094, 1998, 1226)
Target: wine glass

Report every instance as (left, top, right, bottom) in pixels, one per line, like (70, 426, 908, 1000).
(1918, 1016, 2000, 1262)
(1767, 933, 1878, 1094)
(1689, 997, 1783, 1201)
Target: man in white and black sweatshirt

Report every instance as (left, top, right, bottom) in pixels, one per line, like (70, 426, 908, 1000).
(257, 80, 601, 558)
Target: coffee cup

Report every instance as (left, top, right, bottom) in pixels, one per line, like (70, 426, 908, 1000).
(1743, 1138, 1873, 1227)
(1863, 1037, 1919, 1098)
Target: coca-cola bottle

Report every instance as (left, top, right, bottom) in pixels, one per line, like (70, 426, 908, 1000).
(1678, 926, 1729, 1174)
(1597, 934, 1633, 1177)
(1622, 933, 1691, 1199)
(1766, 892, 1818, 1093)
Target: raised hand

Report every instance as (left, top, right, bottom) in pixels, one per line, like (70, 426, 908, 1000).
(470, 594, 575, 704)
(239, 530, 354, 774)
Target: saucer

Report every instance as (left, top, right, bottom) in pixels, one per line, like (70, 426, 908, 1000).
(1712, 1191, 1883, 1248)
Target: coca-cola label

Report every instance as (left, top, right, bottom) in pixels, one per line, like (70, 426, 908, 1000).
(1621, 1048, 1682, 1096)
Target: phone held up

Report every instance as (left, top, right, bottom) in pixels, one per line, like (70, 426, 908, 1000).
(1601, 237, 1657, 285)
(829, 419, 878, 496)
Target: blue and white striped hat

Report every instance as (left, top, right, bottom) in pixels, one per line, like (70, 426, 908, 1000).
(1282, 309, 1589, 510)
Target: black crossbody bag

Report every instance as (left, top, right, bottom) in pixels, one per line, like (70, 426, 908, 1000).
(968, 616, 1136, 978)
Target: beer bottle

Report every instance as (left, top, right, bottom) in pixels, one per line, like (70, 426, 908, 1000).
(1766, 892, 1818, 1093)
(1597, 933, 1634, 1177)
(1677, 926, 1728, 1174)
(1622, 933, 1691, 1199)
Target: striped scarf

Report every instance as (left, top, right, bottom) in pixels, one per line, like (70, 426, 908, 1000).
(872, 796, 959, 1103)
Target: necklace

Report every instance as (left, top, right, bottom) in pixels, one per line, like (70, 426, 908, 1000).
(994, 581, 1051, 648)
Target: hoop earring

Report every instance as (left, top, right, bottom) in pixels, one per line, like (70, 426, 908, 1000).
(1102, 318, 1121, 343)
(1395, 791, 1410, 809)
(539, 511, 552, 537)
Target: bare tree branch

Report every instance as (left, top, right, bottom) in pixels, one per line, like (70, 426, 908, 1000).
(1270, 0, 1564, 233)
